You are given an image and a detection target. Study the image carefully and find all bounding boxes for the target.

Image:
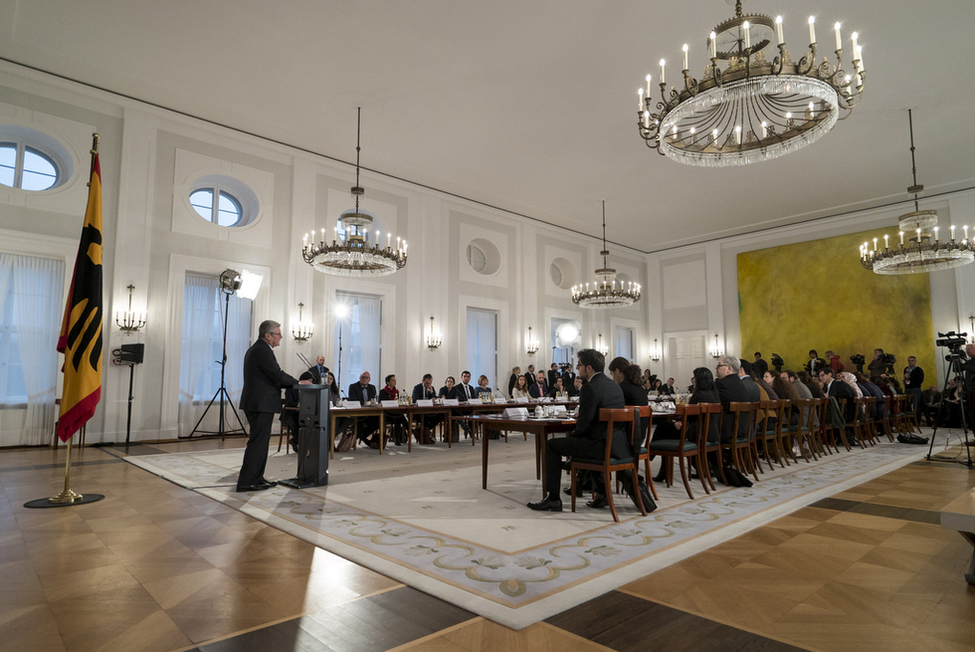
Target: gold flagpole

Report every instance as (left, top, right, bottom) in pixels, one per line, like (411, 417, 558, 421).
(45, 133, 100, 507)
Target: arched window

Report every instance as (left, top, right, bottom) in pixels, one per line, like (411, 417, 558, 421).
(0, 142, 61, 191)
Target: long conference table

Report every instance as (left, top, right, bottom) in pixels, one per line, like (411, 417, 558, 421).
(327, 399, 580, 458)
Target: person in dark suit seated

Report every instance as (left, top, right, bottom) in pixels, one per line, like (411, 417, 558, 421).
(412, 373, 441, 444)
(547, 376, 567, 398)
(738, 359, 762, 402)
(818, 367, 859, 445)
(529, 371, 548, 399)
(308, 355, 329, 384)
(650, 366, 721, 481)
(568, 376, 583, 397)
(348, 371, 381, 448)
(528, 349, 644, 513)
(714, 355, 752, 444)
(236, 320, 310, 492)
(439, 376, 456, 399)
(659, 377, 676, 395)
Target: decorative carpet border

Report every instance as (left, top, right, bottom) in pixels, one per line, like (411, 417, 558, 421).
(126, 443, 926, 629)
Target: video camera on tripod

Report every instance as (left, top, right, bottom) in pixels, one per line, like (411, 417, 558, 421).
(937, 331, 969, 370)
(771, 353, 784, 372)
(850, 353, 866, 373)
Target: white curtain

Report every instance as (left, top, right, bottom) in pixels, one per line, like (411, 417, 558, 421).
(466, 308, 497, 388)
(178, 275, 217, 437)
(0, 253, 64, 446)
(335, 292, 382, 393)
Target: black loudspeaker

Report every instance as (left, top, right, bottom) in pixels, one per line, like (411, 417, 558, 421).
(117, 343, 144, 364)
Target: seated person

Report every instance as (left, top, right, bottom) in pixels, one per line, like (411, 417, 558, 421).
(528, 371, 548, 399)
(450, 370, 477, 437)
(921, 385, 941, 427)
(348, 371, 381, 447)
(714, 356, 751, 444)
(439, 376, 456, 399)
(511, 375, 532, 399)
(547, 376, 567, 398)
(378, 374, 409, 445)
(569, 376, 584, 397)
(411, 373, 442, 444)
(659, 377, 676, 395)
(475, 374, 493, 398)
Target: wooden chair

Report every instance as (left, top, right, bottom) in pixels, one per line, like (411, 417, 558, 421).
(834, 398, 854, 451)
(721, 401, 760, 482)
(895, 394, 921, 434)
(756, 399, 786, 470)
(859, 396, 880, 445)
(700, 403, 726, 490)
(881, 394, 895, 441)
(633, 405, 660, 501)
(795, 398, 819, 460)
(647, 403, 710, 499)
(570, 408, 647, 522)
(849, 397, 870, 448)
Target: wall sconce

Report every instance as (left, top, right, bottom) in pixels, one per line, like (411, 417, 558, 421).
(596, 333, 610, 357)
(292, 302, 314, 342)
(115, 285, 146, 334)
(709, 333, 723, 359)
(526, 326, 539, 355)
(649, 338, 661, 362)
(426, 316, 442, 350)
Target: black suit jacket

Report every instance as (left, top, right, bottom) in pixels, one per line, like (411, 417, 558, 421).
(529, 381, 548, 399)
(904, 366, 924, 390)
(308, 364, 329, 384)
(412, 383, 437, 401)
(571, 372, 628, 457)
(548, 369, 561, 387)
(348, 382, 377, 404)
(240, 340, 298, 414)
(619, 379, 650, 445)
(826, 379, 857, 422)
(451, 382, 477, 402)
(740, 376, 762, 402)
(715, 374, 752, 442)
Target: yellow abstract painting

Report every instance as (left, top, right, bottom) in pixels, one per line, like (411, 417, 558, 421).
(738, 229, 936, 386)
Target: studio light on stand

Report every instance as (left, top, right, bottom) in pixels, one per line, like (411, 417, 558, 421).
(188, 268, 262, 440)
(334, 302, 350, 390)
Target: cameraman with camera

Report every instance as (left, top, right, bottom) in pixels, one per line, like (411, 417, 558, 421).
(867, 348, 895, 381)
(903, 356, 924, 417)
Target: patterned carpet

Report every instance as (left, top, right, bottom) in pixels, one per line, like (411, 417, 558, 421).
(125, 437, 927, 629)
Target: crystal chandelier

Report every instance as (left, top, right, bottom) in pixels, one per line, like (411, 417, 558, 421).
(302, 108, 407, 276)
(571, 201, 641, 308)
(636, 0, 865, 167)
(860, 110, 974, 275)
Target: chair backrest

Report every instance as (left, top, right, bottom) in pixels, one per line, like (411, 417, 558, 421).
(598, 408, 635, 459)
(675, 403, 701, 449)
(631, 404, 652, 447)
(758, 399, 775, 434)
(729, 401, 757, 443)
(796, 398, 813, 432)
(700, 402, 722, 447)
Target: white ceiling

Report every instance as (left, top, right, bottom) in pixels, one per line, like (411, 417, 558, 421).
(2, 0, 973, 253)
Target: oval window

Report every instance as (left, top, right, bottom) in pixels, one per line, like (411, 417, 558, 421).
(0, 142, 61, 191)
(190, 188, 244, 227)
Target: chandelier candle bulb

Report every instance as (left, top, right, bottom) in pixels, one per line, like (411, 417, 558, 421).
(899, 231, 904, 246)
(873, 237, 878, 251)
(709, 31, 717, 57)
(682, 44, 689, 70)
(761, 121, 768, 138)
(851, 32, 859, 59)
(743, 22, 750, 49)
(735, 125, 742, 145)
(775, 16, 783, 44)
(965, 226, 969, 240)
(646, 74, 652, 96)
(917, 228, 922, 243)
(935, 226, 939, 242)
(808, 16, 816, 44)
(884, 234, 889, 249)
(834, 22, 842, 50)
(952, 225, 956, 240)
(659, 59, 666, 84)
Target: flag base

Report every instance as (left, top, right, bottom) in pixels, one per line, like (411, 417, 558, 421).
(24, 493, 105, 509)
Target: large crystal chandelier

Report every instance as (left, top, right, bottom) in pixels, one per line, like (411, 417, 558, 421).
(571, 201, 641, 308)
(860, 110, 974, 275)
(636, 0, 865, 167)
(302, 108, 407, 276)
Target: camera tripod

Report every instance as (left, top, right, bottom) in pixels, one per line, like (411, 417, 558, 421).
(926, 355, 974, 467)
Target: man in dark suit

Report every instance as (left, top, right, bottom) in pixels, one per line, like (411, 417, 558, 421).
(714, 355, 752, 443)
(237, 320, 309, 492)
(738, 360, 762, 402)
(308, 355, 330, 384)
(528, 349, 630, 512)
(523, 364, 536, 386)
(547, 363, 561, 388)
(450, 370, 477, 439)
(411, 373, 442, 443)
(819, 367, 858, 444)
(348, 371, 380, 447)
(529, 371, 548, 399)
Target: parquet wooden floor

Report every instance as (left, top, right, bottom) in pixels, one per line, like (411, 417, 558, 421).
(1, 440, 972, 652)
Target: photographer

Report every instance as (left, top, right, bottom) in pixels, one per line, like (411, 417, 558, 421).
(867, 348, 887, 381)
(903, 356, 924, 416)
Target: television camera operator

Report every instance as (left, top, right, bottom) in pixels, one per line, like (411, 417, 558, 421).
(938, 332, 975, 443)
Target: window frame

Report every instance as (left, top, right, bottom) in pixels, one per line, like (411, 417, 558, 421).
(189, 186, 245, 227)
(0, 141, 61, 191)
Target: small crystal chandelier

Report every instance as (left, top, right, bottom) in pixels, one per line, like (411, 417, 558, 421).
(650, 338, 661, 362)
(571, 201, 641, 308)
(637, 0, 865, 167)
(710, 333, 723, 359)
(292, 302, 314, 342)
(115, 284, 146, 334)
(302, 108, 407, 276)
(860, 110, 974, 275)
(596, 334, 610, 357)
(526, 326, 539, 355)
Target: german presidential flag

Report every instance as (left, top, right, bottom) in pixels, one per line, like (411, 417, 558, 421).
(57, 136, 103, 442)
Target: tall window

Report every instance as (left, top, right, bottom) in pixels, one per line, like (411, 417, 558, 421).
(615, 326, 635, 361)
(0, 142, 61, 191)
(0, 254, 65, 446)
(550, 318, 580, 367)
(334, 292, 382, 393)
(466, 308, 498, 390)
(178, 274, 252, 436)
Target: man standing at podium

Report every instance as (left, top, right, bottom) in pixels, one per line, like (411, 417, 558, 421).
(237, 320, 309, 492)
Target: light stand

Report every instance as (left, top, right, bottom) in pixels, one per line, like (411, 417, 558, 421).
(188, 286, 247, 440)
(926, 349, 974, 467)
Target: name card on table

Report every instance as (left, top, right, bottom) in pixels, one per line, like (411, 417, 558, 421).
(416, 399, 434, 407)
(502, 407, 530, 419)
(443, 398, 459, 406)
(513, 397, 529, 404)
(381, 400, 398, 408)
